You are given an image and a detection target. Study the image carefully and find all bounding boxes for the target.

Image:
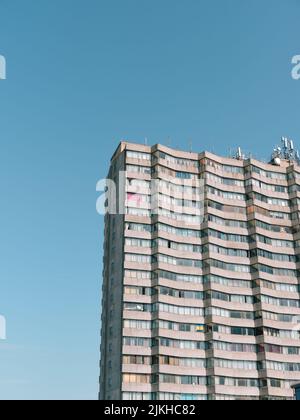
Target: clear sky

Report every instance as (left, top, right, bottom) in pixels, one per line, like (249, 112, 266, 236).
(0, 0, 300, 400)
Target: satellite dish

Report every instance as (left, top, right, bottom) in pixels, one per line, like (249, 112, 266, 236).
(274, 157, 281, 166)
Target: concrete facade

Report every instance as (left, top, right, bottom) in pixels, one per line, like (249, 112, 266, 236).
(100, 141, 300, 400)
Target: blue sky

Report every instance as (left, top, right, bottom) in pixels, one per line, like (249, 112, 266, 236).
(0, 0, 299, 400)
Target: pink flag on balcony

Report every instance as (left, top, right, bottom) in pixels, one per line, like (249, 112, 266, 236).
(127, 193, 142, 206)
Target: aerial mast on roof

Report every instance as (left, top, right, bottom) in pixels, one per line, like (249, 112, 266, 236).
(271, 137, 300, 165)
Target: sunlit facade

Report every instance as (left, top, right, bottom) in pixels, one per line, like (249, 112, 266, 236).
(100, 141, 300, 401)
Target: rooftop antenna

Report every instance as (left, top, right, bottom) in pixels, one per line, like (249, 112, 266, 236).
(236, 147, 244, 160)
(271, 136, 300, 165)
(144, 137, 148, 146)
(188, 139, 193, 153)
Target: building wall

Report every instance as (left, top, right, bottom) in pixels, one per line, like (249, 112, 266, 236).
(295, 386, 300, 400)
(100, 141, 300, 401)
(99, 149, 126, 400)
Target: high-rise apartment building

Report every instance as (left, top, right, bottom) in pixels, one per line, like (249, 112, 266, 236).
(100, 140, 300, 401)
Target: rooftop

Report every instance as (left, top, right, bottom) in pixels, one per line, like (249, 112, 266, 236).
(111, 137, 300, 171)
